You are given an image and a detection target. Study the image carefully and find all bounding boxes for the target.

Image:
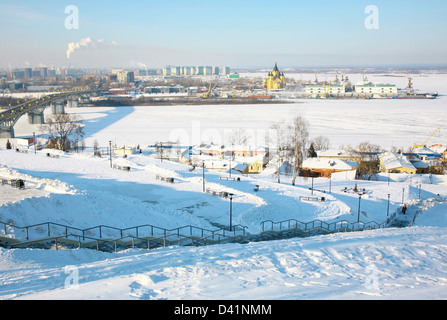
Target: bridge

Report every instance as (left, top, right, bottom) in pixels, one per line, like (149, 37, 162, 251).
(0, 88, 97, 138)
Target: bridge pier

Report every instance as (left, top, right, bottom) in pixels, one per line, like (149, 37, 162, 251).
(51, 101, 65, 114)
(0, 125, 14, 139)
(27, 108, 45, 125)
(67, 99, 79, 108)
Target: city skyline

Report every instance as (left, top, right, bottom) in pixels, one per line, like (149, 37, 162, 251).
(1, 0, 447, 69)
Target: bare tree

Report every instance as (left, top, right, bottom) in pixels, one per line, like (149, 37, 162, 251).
(287, 116, 309, 186)
(40, 113, 85, 152)
(227, 128, 250, 146)
(347, 141, 382, 178)
(311, 135, 330, 152)
(269, 120, 288, 183)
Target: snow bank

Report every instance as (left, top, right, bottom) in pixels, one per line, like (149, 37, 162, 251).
(1, 226, 447, 300)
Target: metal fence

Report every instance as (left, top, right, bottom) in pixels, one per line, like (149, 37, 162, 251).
(0, 208, 402, 252)
(0, 220, 248, 252)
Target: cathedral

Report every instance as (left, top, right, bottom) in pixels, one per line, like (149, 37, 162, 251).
(263, 62, 286, 91)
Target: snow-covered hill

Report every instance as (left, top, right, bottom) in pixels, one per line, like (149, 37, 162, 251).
(1, 147, 447, 300)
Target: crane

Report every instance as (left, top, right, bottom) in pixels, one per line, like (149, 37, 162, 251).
(414, 128, 440, 148)
(202, 81, 218, 99)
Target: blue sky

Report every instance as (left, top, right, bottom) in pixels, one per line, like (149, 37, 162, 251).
(1, 0, 447, 68)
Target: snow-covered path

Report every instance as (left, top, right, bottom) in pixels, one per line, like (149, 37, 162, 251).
(1, 226, 447, 300)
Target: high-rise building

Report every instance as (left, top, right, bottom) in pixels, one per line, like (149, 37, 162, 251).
(204, 66, 213, 75)
(196, 66, 204, 75)
(222, 67, 230, 75)
(117, 71, 135, 83)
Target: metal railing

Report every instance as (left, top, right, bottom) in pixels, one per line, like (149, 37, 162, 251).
(260, 213, 397, 235)
(0, 208, 403, 252)
(0, 220, 248, 252)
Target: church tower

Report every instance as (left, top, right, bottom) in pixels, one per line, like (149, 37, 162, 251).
(263, 62, 286, 91)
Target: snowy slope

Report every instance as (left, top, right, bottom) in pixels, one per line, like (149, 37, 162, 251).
(1, 72, 447, 300)
(1, 147, 447, 300)
(1, 226, 447, 300)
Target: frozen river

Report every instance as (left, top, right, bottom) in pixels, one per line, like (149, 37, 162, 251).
(13, 73, 447, 150)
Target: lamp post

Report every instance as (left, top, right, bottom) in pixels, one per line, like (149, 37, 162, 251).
(229, 193, 234, 232)
(109, 140, 112, 168)
(418, 184, 421, 200)
(33, 132, 36, 155)
(202, 161, 205, 192)
(329, 173, 332, 194)
(311, 169, 315, 195)
(229, 150, 232, 178)
(357, 194, 362, 223)
(387, 193, 390, 217)
(160, 142, 163, 163)
(402, 187, 405, 204)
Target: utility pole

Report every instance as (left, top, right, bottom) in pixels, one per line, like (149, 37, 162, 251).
(202, 161, 205, 192)
(311, 169, 315, 195)
(109, 140, 112, 168)
(33, 132, 36, 155)
(357, 194, 362, 223)
(229, 193, 234, 232)
(387, 194, 390, 217)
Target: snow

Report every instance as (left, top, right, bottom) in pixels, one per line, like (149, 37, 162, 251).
(1, 72, 447, 300)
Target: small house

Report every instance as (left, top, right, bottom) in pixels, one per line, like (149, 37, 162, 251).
(379, 152, 417, 174)
(233, 161, 264, 174)
(300, 158, 356, 178)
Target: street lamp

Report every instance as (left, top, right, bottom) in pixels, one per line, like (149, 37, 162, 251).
(357, 194, 362, 223)
(109, 140, 112, 168)
(329, 173, 332, 194)
(229, 193, 234, 232)
(202, 161, 206, 192)
(311, 169, 315, 195)
(160, 142, 163, 162)
(33, 132, 36, 155)
(418, 184, 421, 200)
(387, 193, 390, 217)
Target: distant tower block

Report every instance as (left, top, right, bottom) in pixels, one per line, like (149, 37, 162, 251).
(0, 125, 14, 139)
(27, 107, 45, 124)
(51, 101, 65, 114)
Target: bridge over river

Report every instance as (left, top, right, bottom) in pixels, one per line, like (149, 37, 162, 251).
(0, 88, 97, 138)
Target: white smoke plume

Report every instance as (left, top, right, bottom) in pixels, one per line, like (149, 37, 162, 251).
(66, 37, 118, 59)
